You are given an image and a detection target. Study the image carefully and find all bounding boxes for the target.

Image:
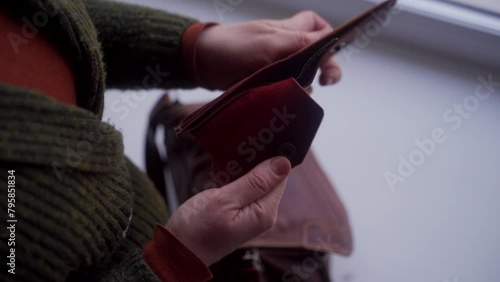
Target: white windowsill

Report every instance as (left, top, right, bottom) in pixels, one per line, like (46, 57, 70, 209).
(390, 0, 500, 37)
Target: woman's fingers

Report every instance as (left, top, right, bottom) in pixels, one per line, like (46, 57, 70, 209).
(319, 56, 342, 85)
(278, 10, 332, 33)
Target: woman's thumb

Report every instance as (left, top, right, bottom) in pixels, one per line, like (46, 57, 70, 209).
(221, 157, 291, 208)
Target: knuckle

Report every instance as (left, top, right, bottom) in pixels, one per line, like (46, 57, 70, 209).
(302, 10, 317, 18)
(295, 10, 314, 19)
(259, 21, 279, 33)
(247, 170, 271, 194)
(253, 203, 267, 221)
(295, 31, 310, 47)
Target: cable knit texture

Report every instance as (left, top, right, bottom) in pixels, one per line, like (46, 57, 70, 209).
(0, 85, 124, 280)
(0, 84, 172, 281)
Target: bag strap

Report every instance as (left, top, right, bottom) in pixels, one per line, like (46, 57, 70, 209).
(145, 94, 181, 214)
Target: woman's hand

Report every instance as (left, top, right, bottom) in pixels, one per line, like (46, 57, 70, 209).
(196, 11, 341, 90)
(165, 157, 291, 266)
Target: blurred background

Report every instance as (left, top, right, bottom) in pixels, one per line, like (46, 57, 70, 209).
(103, 0, 500, 281)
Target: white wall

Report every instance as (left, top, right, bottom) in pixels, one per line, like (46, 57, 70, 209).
(103, 1, 500, 281)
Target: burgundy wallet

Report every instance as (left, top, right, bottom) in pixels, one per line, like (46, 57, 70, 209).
(176, 0, 397, 183)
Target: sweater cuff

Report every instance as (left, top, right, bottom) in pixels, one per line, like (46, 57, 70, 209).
(181, 22, 218, 89)
(143, 224, 213, 282)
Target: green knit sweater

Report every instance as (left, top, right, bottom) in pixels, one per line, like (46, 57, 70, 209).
(0, 0, 199, 281)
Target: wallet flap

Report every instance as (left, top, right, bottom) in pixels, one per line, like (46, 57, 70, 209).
(189, 78, 323, 184)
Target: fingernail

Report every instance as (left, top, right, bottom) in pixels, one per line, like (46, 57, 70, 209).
(270, 157, 290, 177)
(325, 78, 335, 85)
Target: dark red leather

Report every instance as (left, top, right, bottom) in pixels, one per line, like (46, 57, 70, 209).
(176, 0, 397, 182)
(187, 78, 323, 186)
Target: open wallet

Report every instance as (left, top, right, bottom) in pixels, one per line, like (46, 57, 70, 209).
(176, 0, 397, 183)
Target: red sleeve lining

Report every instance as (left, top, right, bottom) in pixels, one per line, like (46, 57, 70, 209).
(180, 22, 218, 89)
(142, 224, 213, 282)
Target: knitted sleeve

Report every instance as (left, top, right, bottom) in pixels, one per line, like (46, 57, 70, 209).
(95, 249, 162, 282)
(0, 105, 135, 282)
(83, 0, 198, 89)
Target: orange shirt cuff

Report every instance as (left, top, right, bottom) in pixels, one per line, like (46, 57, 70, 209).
(142, 224, 213, 282)
(181, 22, 218, 89)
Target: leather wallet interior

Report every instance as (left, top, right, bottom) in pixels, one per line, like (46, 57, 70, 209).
(176, 0, 397, 183)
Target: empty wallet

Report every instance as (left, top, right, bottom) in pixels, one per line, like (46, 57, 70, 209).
(176, 0, 397, 184)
